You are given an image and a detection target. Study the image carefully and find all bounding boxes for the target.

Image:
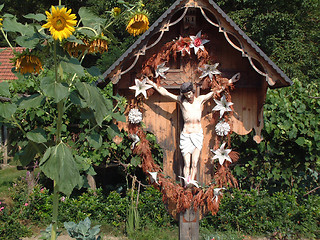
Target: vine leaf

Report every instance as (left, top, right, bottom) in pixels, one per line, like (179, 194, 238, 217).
(40, 142, 82, 196)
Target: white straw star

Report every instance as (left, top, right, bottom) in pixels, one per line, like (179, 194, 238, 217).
(148, 171, 159, 185)
(212, 95, 233, 118)
(212, 187, 226, 202)
(211, 142, 232, 165)
(129, 78, 153, 99)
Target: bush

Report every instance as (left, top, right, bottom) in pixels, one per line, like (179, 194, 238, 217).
(201, 189, 320, 239)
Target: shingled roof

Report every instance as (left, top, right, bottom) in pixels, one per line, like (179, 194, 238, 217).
(0, 47, 24, 82)
(102, 0, 292, 89)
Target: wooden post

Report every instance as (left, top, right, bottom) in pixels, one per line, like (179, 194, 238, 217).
(179, 207, 199, 240)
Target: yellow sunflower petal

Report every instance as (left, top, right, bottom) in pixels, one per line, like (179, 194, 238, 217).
(43, 5, 77, 41)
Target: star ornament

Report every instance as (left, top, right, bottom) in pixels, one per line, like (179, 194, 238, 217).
(176, 36, 191, 56)
(212, 95, 233, 118)
(211, 142, 232, 165)
(199, 63, 221, 81)
(212, 187, 226, 202)
(189, 31, 210, 54)
(178, 176, 199, 188)
(148, 171, 159, 185)
(129, 78, 153, 99)
(155, 63, 170, 79)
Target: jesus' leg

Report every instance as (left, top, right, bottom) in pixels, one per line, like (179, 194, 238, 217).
(183, 153, 191, 181)
(190, 148, 201, 181)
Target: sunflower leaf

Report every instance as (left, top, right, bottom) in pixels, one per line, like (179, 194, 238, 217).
(78, 7, 105, 35)
(40, 142, 82, 196)
(26, 128, 47, 143)
(2, 13, 34, 35)
(40, 76, 69, 103)
(61, 58, 85, 78)
(0, 82, 11, 97)
(75, 82, 109, 126)
(17, 93, 45, 109)
(24, 13, 46, 22)
(86, 132, 102, 149)
(0, 102, 17, 119)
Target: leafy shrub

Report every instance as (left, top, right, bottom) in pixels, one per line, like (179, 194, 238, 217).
(201, 189, 320, 239)
(232, 79, 320, 193)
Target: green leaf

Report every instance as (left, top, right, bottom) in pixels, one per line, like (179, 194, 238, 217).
(26, 128, 47, 143)
(131, 157, 141, 167)
(112, 111, 126, 122)
(16, 34, 40, 48)
(40, 142, 82, 196)
(78, 7, 105, 36)
(86, 66, 102, 77)
(0, 102, 17, 119)
(61, 58, 85, 78)
(2, 14, 34, 35)
(18, 94, 45, 109)
(295, 137, 305, 146)
(86, 132, 102, 149)
(69, 90, 87, 108)
(106, 123, 120, 139)
(17, 141, 46, 166)
(0, 82, 11, 97)
(75, 82, 108, 126)
(24, 13, 46, 22)
(0, 4, 4, 12)
(40, 76, 69, 103)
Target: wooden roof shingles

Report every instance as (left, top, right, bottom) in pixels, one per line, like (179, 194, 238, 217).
(0, 47, 24, 82)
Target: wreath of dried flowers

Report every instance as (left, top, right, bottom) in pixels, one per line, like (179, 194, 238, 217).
(128, 31, 240, 219)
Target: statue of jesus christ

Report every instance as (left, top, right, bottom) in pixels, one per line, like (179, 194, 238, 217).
(147, 75, 239, 184)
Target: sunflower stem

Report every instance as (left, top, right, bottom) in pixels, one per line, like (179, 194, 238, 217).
(51, 181, 59, 240)
(1, 28, 13, 49)
(76, 26, 98, 36)
(50, 39, 63, 240)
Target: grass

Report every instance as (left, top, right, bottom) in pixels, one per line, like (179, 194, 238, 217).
(0, 164, 28, 198)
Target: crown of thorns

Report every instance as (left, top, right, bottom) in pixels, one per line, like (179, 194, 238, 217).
(180, 82, 194, 93)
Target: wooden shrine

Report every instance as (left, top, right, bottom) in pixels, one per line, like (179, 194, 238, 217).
(101, 0, 292, 239)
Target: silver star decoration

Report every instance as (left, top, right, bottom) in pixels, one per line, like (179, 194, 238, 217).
(148, 171, 159, 185)
(212, 95, 233, 119)
(129, 134, 140, 150)
(211, 142, 232, 166)
(129, 78, 153, 99)
(155, 63, 170, 79)
(199, 63, 221, 80)
(212, 187, 226, 202)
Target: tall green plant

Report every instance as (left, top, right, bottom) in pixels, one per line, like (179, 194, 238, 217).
(0, 1, 150, 239)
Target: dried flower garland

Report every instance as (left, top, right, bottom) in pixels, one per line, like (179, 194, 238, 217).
(127, 31, 240, 218)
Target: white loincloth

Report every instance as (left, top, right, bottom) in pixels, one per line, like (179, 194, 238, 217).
(179, 130, 204, 156)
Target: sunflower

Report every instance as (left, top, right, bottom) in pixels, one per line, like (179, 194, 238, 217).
(14, 50, 43, 74)
(42, 6, 77, 41)
(0, 18, 3, 27)
(64, 34, 108, 57)
(111, 7, 121, 17)
(126, 13, 149, 36)
(87, 34, 108, 54)
(63, 40, 87, 57)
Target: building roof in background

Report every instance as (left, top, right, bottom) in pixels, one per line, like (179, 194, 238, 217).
(0, 47, 24, 81)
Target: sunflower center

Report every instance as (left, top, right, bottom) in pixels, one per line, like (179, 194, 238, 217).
(54, 17, 66, 31)
(131, 21, 146, 29)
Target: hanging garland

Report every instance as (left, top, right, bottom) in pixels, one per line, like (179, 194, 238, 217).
(128, 31, 240, 219)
